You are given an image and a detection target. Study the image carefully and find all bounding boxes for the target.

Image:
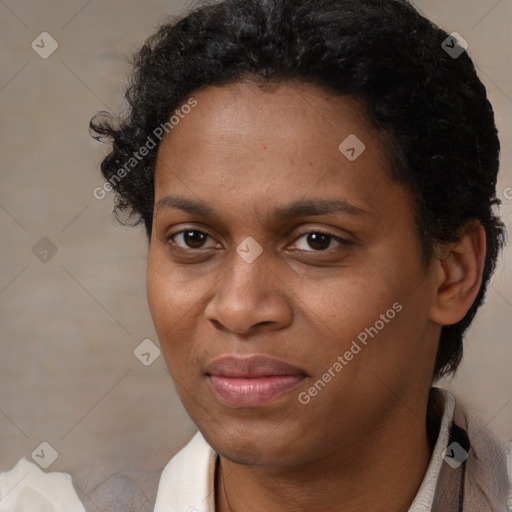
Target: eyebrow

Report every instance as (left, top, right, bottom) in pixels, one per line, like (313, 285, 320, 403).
(155, 195, 367, 219)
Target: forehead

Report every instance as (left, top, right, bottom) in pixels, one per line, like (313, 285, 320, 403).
(156, 80, 382, 158)
(153, 81, 400, 224)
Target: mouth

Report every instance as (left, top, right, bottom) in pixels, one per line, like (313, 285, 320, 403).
(206, 355, 307, 408)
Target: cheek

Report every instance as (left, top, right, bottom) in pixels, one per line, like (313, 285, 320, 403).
(146, 250, 210, 375)
(146, 249, 194, 332)
(146, 254, 169, 334)
(146, 252, 186, 365)
(299, 265, 400, 338)
(300, 253, 430, 377)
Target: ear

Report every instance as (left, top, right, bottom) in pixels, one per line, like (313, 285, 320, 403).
(429, 220, 486, 326)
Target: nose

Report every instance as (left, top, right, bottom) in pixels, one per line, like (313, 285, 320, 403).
(204, 243, 293, 336)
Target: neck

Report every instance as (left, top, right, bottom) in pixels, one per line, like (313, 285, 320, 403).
(216, 389, 443, 512)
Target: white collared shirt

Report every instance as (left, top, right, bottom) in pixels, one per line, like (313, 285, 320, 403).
(154, 389, 458, 512)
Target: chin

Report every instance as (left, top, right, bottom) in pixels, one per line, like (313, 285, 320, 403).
(202, 422, 311, 468)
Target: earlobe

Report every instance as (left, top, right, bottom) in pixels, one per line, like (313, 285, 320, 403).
(429, 221, 486, 326)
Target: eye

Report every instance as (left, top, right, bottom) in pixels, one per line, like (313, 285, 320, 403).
(291, 230, 350, 252)
(167, 229, 219, 250)
(166, 228, 350, 253)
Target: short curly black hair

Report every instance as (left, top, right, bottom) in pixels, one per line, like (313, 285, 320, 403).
(90, 0, 506, 381)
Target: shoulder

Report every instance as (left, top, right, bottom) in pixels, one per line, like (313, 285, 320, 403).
(86, 466, 162, 512)
(0, 458, 86, 511)
(452, 396, 511, 511)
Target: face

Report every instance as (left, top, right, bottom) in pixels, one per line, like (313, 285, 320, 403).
(147, 81, 440, 468)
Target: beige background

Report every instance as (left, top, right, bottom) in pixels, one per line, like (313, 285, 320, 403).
(0, 0, 511, 500)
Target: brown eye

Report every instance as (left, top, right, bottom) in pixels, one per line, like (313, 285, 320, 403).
(292, 230, 349, 252)
(167, 229, 217, 249)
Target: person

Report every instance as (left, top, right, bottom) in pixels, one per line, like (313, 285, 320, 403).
(89, 0, 512, 510)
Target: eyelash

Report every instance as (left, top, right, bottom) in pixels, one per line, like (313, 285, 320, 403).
(166, 228, 350, 253)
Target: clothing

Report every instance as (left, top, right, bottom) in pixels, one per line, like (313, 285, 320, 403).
(0, 457, 85, 511)
(0, 457, 162, 512)
(154, 388, 512, 512)
(0, 388, 509, 511)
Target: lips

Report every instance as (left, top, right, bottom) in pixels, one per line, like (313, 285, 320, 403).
(206, 355, 306, 377)
(206, 355, 307, 408)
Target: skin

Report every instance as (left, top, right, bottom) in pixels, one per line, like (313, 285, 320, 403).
(146, 81, 486, 512)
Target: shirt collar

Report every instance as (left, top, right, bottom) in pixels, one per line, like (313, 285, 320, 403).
(154, 387, 456, 512)
(408, 388, 456, 512)
(154, 430, 217, 512)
